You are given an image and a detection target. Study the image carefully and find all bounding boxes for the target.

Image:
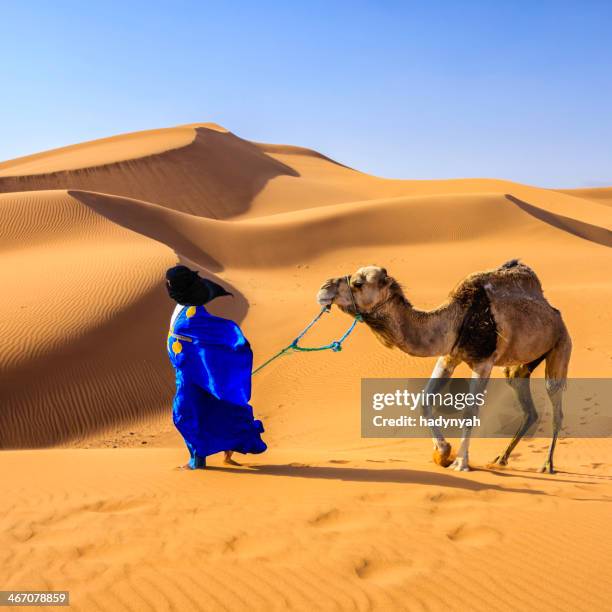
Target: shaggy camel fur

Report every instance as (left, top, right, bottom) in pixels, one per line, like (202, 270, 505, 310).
(317, 260, 571, 473)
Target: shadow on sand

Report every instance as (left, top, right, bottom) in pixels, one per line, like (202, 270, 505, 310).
(506, 194, 612, 248)
(206, 463, 556, 496)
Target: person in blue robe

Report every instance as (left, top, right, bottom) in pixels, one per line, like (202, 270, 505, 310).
(166, 265, 267, 469)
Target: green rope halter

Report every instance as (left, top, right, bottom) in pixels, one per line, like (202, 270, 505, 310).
(252, 307, 362, 375)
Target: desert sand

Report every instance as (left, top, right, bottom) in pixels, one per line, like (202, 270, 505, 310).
(1, 123, 611, 611)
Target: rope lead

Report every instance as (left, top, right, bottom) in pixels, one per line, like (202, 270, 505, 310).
(252, 308, 362, 375)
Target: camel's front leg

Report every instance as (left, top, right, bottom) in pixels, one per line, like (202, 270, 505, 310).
(423, 355, 460, 460)
(449, 362, 492, 472)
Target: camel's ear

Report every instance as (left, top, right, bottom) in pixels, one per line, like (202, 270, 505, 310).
(378, 269, 391, 287)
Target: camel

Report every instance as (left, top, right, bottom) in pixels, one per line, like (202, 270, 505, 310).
(317, 260, 571, 473)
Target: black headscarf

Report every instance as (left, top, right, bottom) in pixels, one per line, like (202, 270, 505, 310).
(166, 265, 232, 306)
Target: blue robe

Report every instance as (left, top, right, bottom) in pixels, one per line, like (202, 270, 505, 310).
(167, 305, 267, 467)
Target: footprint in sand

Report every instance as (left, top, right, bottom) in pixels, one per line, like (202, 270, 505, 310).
(308, 508, 362, 532)
(425, 490, 500, 520)
(357, 492, 388, 503)
(308, 507, 373, 532)
(446, 523, 503, 546)
(82, 498, 149, 514)
(223, 533, 289, 558)
(10, 524, 35, 543)
(423, 491, 467, 507)
(355, 558, 420, 585)
(309, 508, 341, 527)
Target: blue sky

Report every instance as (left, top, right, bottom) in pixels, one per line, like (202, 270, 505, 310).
(1, 1, 611, 187)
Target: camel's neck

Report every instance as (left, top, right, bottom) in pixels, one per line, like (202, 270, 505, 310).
(362, 295, 462, 357)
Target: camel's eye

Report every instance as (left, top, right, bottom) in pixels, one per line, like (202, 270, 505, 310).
(352, 281, 363, 289)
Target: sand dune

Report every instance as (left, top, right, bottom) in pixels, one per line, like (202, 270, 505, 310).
(0, 190, 176, 448)
(0, 124, 298, 218)
(0, 125, 205, 176)
(1, 124, 611, 610)
(70, 188, 612, 267)
(557, 186, 612, 206)
(4, 123, 610, 222)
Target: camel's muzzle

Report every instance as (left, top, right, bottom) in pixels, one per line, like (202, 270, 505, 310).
(316, 278, 340, 307)
(316, 289, 335, 307)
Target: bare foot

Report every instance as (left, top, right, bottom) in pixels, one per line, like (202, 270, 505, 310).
(176, 458, 206, 470)
(224, 451, 241, 466)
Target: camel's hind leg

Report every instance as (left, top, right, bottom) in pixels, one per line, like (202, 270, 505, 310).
(540, 330, 572, 474)
(491, 355, 544, 466)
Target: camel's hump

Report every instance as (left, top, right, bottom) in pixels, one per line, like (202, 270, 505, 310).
(450, 259, 544, 306)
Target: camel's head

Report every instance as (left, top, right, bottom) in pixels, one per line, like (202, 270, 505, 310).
(317, 266, 397, 316)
